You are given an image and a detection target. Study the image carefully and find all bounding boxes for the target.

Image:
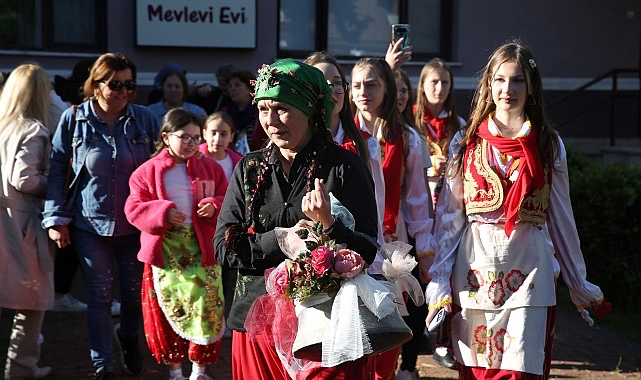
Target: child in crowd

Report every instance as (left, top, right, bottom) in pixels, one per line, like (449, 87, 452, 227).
(199, 112, 243, 180)
(125, 108, 228, 380)
(199, 111, 242, 338)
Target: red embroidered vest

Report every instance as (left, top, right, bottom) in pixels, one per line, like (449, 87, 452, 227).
(462, 136, 551, 226)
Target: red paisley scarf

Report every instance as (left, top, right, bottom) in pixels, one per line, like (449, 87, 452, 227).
(475, 118, 544, 236)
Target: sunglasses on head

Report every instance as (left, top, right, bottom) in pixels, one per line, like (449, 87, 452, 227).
(99, 79, 137, 91)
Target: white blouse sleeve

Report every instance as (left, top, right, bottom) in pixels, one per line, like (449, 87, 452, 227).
(401, 128, 434, 254)
(546, 137, 604, 306)
(366, 136, 386, 246)
(425, 131, 468, 308)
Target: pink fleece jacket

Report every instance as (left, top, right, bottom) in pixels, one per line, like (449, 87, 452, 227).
(125, 148, 228, 267)
(198, 144, 243, 173)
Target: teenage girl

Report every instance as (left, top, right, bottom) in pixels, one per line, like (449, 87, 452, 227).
(351, 58, 435, 380)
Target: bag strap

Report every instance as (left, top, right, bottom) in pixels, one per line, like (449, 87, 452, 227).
(63, 105, 78, 203)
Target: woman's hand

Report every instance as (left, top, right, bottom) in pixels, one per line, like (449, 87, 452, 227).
(302, 178, 333, 229)
(385, 38, 413, 72)
(166, 208, 188, 225)
(432, 155, 447, 176)
(418, 255, 435, 284)
(48, 225, 70, 248)
(196, 202, 215, 218)
(426, 302, 452, 326)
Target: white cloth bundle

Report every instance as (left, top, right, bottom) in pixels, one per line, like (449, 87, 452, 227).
(380, 241, 425, 315)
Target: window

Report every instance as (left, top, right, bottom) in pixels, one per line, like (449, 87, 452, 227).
(279, 0, 451, 61)
(0, 0, 106, 52)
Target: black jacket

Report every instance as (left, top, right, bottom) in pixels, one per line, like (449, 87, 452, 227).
(214, 139, 378, 330)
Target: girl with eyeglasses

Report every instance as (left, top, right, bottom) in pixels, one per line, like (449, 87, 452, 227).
(126, 108, 228, 380)
(43, 52, 160, 379)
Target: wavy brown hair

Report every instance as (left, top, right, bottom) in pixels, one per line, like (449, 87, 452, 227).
(450, 39, 559, 175)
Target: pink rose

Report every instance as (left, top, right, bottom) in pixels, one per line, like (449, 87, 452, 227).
(332, 249, 364, 279)
(310, 246, 334, 276)
(273, 265, 289, 294)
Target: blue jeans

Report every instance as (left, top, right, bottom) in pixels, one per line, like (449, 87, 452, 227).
(71, 227, 143, 371)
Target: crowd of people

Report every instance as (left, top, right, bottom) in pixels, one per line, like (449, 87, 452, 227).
(0, 37, 606, 380)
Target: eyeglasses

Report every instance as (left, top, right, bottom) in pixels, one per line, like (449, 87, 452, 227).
(170, 133, 203, 145)
(99, 79, 137, 91)
(328, 81, 348, 94)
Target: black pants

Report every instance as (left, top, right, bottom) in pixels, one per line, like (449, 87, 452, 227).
(398, 263, 428, 371)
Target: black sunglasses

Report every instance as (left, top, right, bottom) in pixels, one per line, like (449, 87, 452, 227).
(99, 79, 137, 91)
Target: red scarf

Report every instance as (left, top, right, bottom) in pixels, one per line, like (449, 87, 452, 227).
(355, 117, 404, 238)
(474, 118, 544, 236)
(340, 130, 372, 157)
(417, 105, 448, 143)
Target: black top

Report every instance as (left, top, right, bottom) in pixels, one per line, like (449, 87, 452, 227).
(214, 138, 378, 331)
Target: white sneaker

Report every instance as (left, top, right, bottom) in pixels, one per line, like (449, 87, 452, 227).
(111, 299, 121, 316)
(395, 369, 419, 380)
(190, 375, 213, 380)
(52, 294, 87, 312)
(169, 374, 187, 380)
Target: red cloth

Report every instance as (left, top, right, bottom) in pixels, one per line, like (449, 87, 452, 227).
(340, 129, 373, 157)
(141, 264, 223, 364)
(125, 148, 228, 267)
(470, 118, 544, 236)
(420, 106, 448, 143)
(372, 347, 400, 380)
(354, 117, 404, 237)
(232, 330, 290, 380)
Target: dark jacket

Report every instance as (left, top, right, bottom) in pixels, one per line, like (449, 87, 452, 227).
(213, 139, 378, 330)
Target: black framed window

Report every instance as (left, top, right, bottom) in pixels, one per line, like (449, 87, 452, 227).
(0, 0, 106, 52)
(278, 0, 451, 61)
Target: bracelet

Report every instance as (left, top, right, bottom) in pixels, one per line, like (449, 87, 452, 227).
(416, 250, 435, 259)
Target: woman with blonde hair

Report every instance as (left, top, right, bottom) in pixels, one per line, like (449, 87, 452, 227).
(0, 63, 54, 379)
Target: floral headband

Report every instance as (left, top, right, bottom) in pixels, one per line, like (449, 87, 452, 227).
(253, 58, 334, 130)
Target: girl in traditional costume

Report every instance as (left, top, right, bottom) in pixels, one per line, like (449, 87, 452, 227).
(425, 39, 604, 379)
(126, 108, 228, 380)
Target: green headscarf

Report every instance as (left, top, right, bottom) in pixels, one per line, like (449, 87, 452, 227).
(253, 58, 334, 131)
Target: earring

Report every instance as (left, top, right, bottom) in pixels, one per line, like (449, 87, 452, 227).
(526, 95, 536, 105)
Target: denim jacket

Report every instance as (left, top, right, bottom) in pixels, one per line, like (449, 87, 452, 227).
(43, 100, 160, 236)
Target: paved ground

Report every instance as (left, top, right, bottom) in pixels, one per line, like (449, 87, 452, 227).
(1, 276, 640, 379)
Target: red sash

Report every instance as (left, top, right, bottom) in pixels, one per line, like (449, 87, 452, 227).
(354, 117, 404, 238)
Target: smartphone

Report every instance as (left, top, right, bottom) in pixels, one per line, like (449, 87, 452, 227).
(392, 24, 410, 49)
(427, 308, 446, 332)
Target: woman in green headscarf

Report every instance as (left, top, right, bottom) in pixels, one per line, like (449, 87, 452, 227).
(214, 59, 379, 379)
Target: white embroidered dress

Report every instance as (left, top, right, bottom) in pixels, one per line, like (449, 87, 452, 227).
(425, 119, 603, 374)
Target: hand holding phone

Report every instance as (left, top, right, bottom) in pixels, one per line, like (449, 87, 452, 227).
(427, 308, 446, 332)
(392, 24, 410, 49)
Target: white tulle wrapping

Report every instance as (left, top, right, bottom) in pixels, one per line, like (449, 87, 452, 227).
(318, 273, 396, 367)
(380, 241, 424, 316)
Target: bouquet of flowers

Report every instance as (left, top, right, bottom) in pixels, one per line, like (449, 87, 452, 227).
(273, 221, 365, 302)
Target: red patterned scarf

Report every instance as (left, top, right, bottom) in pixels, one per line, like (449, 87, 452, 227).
(473, 118, 544, 236)
(420, 106, 448, 143)
(355, 117, 404, 238)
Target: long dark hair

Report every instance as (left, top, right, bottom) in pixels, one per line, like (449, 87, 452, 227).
(304, 51, 369, 164)
(351, 58, 408, 144)
(153, 107, 203, 156)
